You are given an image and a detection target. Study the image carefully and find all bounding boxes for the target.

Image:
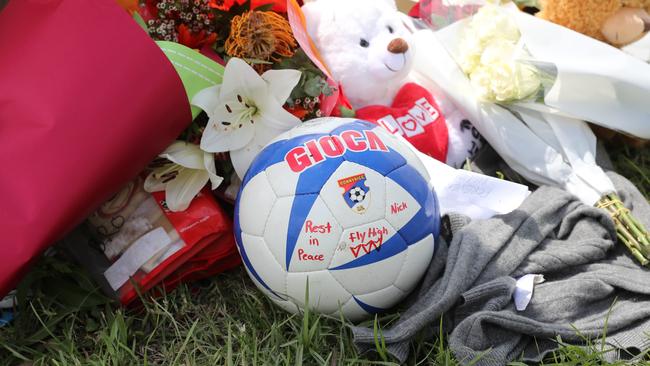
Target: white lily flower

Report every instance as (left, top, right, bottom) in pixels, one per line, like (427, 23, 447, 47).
(145, 141, 223, 212)
(191, 57, 302, 179)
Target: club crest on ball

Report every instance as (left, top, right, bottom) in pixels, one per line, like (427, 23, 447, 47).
(338, 173, 371, 214)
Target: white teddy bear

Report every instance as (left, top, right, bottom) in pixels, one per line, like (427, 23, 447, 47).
(302, 0, 484, 168)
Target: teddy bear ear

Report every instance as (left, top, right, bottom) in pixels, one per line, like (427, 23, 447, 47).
(301, 0, 334, 40)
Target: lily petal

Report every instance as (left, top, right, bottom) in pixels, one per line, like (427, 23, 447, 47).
(221, 58, 268, 102)
(255, 97, 302, 130)
(165, 168, 210, 212)
(254, 121, 287, 147)
(160, 141, 205, 169)
(191, 85, 221, 117)
(144, 171, 166, 193)
(203, 152, 224, 189)
(230, 144, 264, 179)
(262, 69, 302, 104)
(201, 121, 255, 153)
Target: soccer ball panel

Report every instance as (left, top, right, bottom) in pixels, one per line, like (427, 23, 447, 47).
(286, 271, 351, 314)
(238, 173, 276, 237)
(265, 163, 300, 198)
(378, 130, 431, 182)
(329, 249, 406, 295)
(386, 164, 440, 244)
(329, 219, 400, 270)
(330, 124, 407, 177)
(240, 233, 287, 298)
(320, 161, 386, 229)
(246, 269, 291, 306)
(329, 221, 407, 295)
(288, 196, 342, 272)
(264, 197, 293, 271)
(384, 176, 422, 232)
(354, 285, 406, 312)
(394, 234, 435, 293)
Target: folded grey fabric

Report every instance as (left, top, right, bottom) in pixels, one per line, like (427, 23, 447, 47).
(352, 172, 650, 365)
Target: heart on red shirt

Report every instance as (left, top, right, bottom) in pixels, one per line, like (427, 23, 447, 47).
(355, 83, 449, 162)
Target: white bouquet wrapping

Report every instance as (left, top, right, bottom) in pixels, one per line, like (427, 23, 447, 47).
(409, 1, 650, 263)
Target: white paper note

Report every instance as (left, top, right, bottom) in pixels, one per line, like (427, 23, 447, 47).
(403, 137, 531, 220)
(104, 227, 172, 291)
(514, 274, 545, 311)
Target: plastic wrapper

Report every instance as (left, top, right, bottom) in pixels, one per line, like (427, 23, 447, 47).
(63, 179, 239, 305)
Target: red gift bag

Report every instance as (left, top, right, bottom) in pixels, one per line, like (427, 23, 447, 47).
(104, 188, 238, 305)
(0, 0, 192, 297)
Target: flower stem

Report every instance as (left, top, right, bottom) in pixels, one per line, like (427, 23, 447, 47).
(597, 194, 650, 266)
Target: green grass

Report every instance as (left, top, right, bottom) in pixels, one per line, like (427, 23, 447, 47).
(0, 145, 648, 365)
(0, 262, 452, 365)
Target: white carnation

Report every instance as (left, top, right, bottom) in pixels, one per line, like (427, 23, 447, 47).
(471, 4, 520, 44)
(470, 61, 540, 102)
(459, 27, 483, 73)
(458, 4, 520, 74)
(461, 4, 540, 102)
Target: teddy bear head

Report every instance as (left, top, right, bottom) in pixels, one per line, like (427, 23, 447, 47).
(538, 0, 650, 46)
(302, 0, 414, 109)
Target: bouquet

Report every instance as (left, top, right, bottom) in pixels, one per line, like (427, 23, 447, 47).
(116, 0, 349, 212)
(409, 0, 650, 264)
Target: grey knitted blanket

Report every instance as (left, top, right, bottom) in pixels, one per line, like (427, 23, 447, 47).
(352, 172, 650, 365)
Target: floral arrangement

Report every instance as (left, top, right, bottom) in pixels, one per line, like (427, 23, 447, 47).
(117, 0, 342, 211)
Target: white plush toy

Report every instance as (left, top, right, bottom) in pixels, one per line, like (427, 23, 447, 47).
(302, 0, 484, 168)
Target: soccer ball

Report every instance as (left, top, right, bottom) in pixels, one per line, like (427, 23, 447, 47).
(234, 118, 440, 321)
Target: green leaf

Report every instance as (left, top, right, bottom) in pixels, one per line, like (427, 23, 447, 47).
(339, 107, 356, 118)
(303, 77, 324, 98)
(132, 12, 149, 33)
(157, 41, 225, 120)
(252, 3, 274, 11)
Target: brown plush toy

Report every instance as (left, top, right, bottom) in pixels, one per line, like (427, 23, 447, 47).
(538, 0, 650, 46)
(537, 0, 650, 147)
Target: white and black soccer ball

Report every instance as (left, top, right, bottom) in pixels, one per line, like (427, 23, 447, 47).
(234, 118, 440, 321)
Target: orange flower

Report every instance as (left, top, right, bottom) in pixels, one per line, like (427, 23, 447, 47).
(287, 105, 310, 120)
(177, 24, 218, 49)
(115, 0, 139, 14)
(225, 10, 297, 70)
(209, 0, 246, 10)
